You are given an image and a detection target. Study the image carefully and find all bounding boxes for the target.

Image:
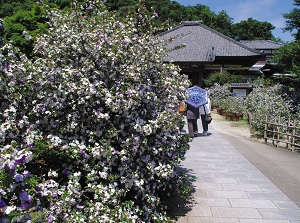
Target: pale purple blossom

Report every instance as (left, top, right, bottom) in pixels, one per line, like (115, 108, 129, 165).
(19, 191, 32, 203)
(14, 174, 24, 182)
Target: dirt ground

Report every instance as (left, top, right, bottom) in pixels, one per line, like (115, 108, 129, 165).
(210, 110, 264, 143)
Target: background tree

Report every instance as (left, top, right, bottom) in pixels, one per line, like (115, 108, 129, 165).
(272, 0, 300, 89)
(272, 41, 300, 89)
(231, 18, 275, 40)
(3, 5, 49, 57)
(212, 10, 233, 37)
(283, 0, 300, 40)
(1, 0, 284, 57)
(203, 71, 247, 87)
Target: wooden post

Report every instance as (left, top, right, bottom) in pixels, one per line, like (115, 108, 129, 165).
(286, 118, 290, 149)
(264, 113, 268, 144)
(277, 116, 281, 146)
(292, 119, 296, 152)
(272, 117, 276, 146)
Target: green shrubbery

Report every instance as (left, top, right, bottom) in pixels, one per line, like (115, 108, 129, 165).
(203, 71, 246, 87)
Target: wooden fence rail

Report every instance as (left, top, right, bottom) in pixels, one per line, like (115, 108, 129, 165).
(264, 115, 300, 152)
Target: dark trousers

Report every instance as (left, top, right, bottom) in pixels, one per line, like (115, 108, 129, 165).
(201, 114, 208, 132)
(187, 119, 198, 137)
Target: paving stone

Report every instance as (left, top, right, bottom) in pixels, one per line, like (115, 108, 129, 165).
(239, 220, 291, 223)
(215, 172, 251, 179)
(205, 190, 248, 199)
(237, 178, 277, 186)
(184, 205, 212, 217)
(259, 209, 300, 220)
(211, 207, 262, 218)
(193, 197, 231, 207)
(259, 184, 284, 192)
(246, 191, 290, 200)
(196, 167, 231, 173)
(229, 198, 277, 208)
(187, 217, 240, 223)
(201, 177, 238, 184)
(176, 216, 188, 223)
(194, 172, 217, 178)
(193, 182, 222, 190)
(273, 200, 300, 209)
(221, 183, 262, 192)
(191, 189, 206, 198)
(248, 172, 269, 180)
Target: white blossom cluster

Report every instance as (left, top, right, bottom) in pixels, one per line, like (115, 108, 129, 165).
(0, 0, 190, 222)
(245, 84, 292, 131)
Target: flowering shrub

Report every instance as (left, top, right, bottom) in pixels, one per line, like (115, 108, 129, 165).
(0, 1, 190, 222)
(245, 84, 292, 132)
(222, 96, 246, 114)
(209, 83, 232, 108)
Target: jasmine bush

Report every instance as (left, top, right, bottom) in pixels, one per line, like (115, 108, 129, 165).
(222, 96, 245, 114)
(209, 83, 232, 108)
(0, 1, 190, 222)
(245, 84, 292, 133)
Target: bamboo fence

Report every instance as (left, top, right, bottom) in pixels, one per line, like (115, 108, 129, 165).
(264, 115, 300, 152)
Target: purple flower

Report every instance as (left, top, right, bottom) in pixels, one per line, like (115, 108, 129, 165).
(0, 198, 6, 208)
(34, 186, 41, 192)
(62, 169, 70, 175)
(19, 191, 32, 202)
(9, 168, 15, 175)
(23, 171, 32, 178)
(80, 150, 87, 159)
(15, 155, 26, 164)
(48, 215, 54, 223)
(21, 202, 31, 210)
(19, 78, 25, 84)
(14, 173, 24, 182)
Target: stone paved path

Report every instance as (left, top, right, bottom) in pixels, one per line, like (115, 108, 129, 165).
(175, 121, 300, 223)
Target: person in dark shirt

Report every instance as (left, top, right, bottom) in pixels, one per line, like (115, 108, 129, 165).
(186, 104, 199, 138)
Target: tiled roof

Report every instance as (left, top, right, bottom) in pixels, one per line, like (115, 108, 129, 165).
(240, 40, 284, 50)
(158, 21, 260, 63)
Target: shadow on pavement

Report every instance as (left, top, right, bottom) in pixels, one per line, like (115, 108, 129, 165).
(166, 166, 197, 221)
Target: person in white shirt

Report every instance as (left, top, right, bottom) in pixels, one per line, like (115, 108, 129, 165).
(199, 91, 211, 136)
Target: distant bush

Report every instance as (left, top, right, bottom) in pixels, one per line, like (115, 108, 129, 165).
(245, 84, 292, 133)
(203, 71, 246, 87)
(209, 83, 232, 108)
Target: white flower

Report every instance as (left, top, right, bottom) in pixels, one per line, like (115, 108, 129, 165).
(4, 205, 16, 215)
(48, 169, 58, 178)
(134, 124, 142, 133)
(143, 124, 152, 135)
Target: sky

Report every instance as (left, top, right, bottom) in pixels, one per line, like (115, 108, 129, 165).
(174, 0, 296, 42)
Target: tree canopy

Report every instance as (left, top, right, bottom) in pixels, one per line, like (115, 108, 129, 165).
(0, 0, 280, 57)
(231, 18, 275, 41)
(283, 0, 300, 40)
(272, 0, 300, 89)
